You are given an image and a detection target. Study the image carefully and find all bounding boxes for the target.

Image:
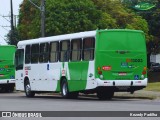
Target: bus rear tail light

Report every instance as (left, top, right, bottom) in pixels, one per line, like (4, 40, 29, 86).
(98, 71, 102, 75)
(97, 67, 102, 75)
(142, 71, 146, 75)
(97, 67, 101, 71)
(4, 65, 9, 68)
(142, 66, 147, 75)
(143, 67, 147, 71)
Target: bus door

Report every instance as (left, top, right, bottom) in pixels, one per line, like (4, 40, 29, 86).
(15, 49, 24, 90)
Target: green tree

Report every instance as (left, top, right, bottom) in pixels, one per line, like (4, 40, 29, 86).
(18, 0, 41, 40)
(122, 0, 160, 52)
(92, 0, 149, 32)
(18, 0, 149, 41)
(18, 0, 115, 39)
(6, 28, 20, 45)
(143, 2, 160, 52)
(45, 0, 101, 36)
(140, 1, 160, 39)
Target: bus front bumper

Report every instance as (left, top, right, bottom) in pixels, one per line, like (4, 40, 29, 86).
(0, 79, 16, 84)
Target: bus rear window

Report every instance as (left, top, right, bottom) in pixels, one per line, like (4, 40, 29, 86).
(97, 31, 146, 51)
(83, 37, 95, 60)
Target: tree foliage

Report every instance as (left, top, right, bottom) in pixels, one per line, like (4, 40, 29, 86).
(45, 0, 105, 36)
(122, 0, 160, 52)
(18, 0, 41, 40)
(6, 28, 20, 45)
(92, 0, 149, 39)
(17, 0, 149, 41)
(138, 1, 160, 39)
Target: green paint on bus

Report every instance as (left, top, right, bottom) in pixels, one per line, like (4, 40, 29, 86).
(0, 45, 16, 92)
(95, 29, 147, 81)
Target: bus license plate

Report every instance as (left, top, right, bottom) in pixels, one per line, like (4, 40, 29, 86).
(119, 72, 127, 76)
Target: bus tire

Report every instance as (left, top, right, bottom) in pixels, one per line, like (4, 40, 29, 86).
(61, 79, 78, 99)
(0, 86, 5, 93)
(97, 89, 114, 100)
(61, 79, 69, 98)
(24, 80, 35, 98)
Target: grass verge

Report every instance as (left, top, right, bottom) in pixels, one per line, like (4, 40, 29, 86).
(144, 82, 160, 91)
(114, 82, 160, 100)
(114, 92, 156, 100)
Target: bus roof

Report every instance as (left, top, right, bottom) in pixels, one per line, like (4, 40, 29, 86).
(0, 45, 16, 47)
(17, 30, 96, 47)
(98, 29, 144, 33)
(17, 29, 144, 47)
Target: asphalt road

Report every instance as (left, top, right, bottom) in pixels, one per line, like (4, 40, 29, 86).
(0, 92, 160, 120)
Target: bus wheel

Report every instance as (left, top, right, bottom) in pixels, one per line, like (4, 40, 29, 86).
(97, 89, 114, 100)
(61, 80, 69, 98)
(61, 80, 78, 99)
(0, 86, 5, 93)
(24, 80, 35, 97)
(3, 86, 11, 93)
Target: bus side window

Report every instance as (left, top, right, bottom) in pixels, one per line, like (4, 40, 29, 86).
(39, 43, 49, 63)
(31, 44, 39, 63)
(60, 40, 70, 62)
(71, 39, 82, 61)
(50, 42, 59, 62)
(25, 45, 31, 64)
(83, 37, 95, 61)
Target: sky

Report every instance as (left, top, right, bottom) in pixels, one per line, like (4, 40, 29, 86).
(0, 0, 23, 45)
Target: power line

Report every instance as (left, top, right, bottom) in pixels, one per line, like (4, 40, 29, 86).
(0, 34, 5, 39)
(0, 15, 10, 22)
(28, 0, 41, 9)
(0, 25, 10, 32)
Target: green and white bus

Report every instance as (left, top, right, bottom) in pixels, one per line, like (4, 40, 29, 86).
(15, 29, 147, 100)
(0, 45, 16, 92)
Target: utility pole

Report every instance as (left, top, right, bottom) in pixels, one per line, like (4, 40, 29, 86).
(10, 0, 14, 45)
(28, 0, 45, 37)
(14, 15, 17, 27)
(41, 0, 45, 37)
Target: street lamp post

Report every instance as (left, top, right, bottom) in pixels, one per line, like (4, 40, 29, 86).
(28, 0, 45, 37)
(10, 0, 14, 45)
(41, 0, 45, 37)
